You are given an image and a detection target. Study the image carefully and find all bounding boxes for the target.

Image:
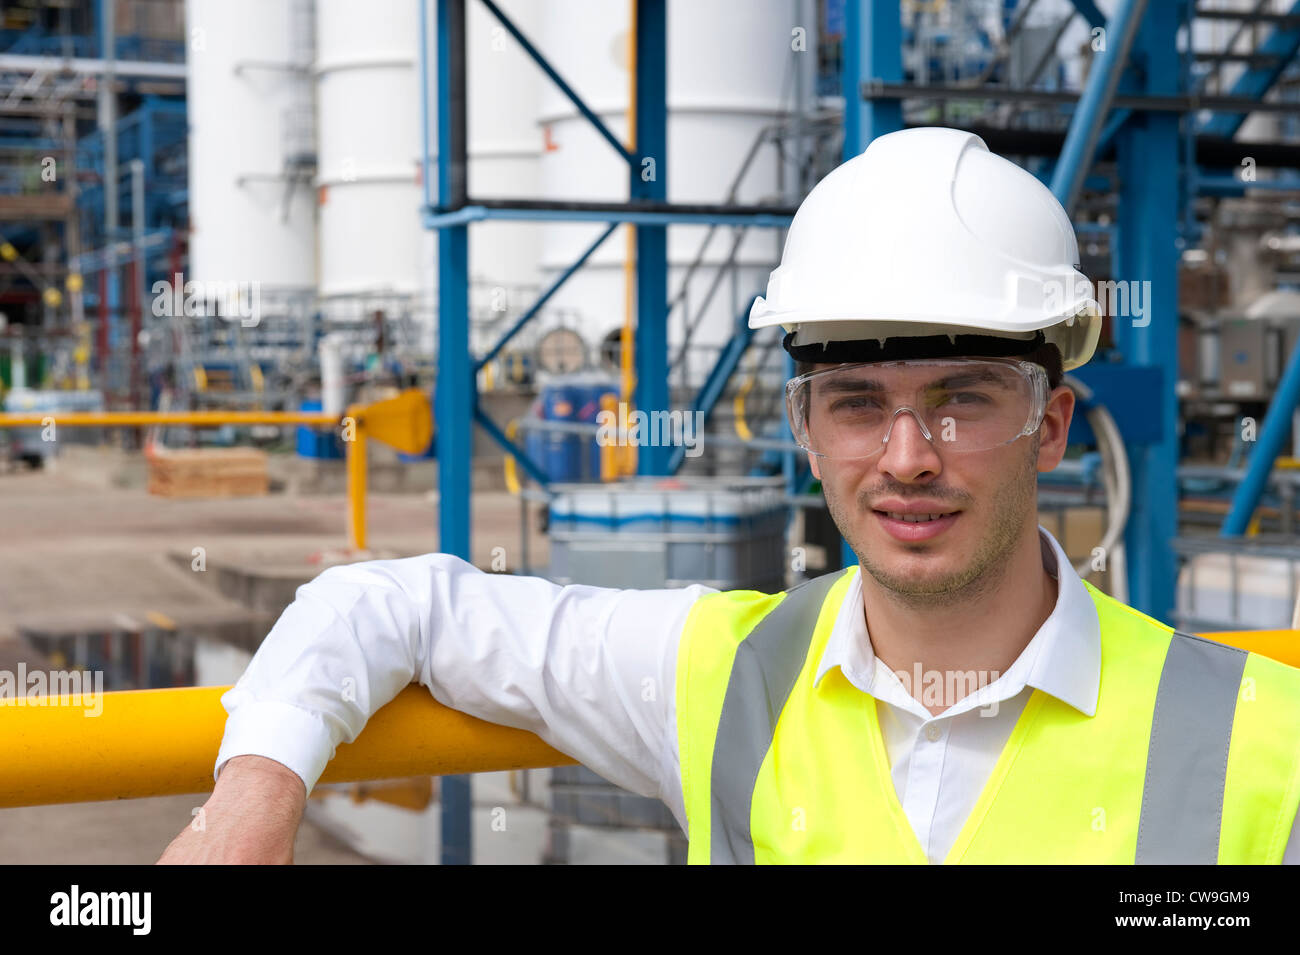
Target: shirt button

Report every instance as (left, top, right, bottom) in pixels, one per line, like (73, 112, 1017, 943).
(924, 723, 943, 742)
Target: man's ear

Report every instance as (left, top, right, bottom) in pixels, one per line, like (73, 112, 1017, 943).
(808, 451, 822, 482)
(1036, 385, 1075, 473)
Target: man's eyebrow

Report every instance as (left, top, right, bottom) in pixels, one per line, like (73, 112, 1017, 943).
(815, 369, 1012, 393)
(816, 375, 885, 393)
(927, 369, 1012, 389)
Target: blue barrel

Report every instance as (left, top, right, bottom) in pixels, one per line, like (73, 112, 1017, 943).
(531, 378, 617, 481)
(296, 400, 344, 459)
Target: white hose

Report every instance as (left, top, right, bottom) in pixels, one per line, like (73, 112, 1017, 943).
(1063, 374, 1131, 603)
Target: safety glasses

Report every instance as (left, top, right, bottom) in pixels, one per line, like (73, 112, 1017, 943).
(786, 357, 1049, 461)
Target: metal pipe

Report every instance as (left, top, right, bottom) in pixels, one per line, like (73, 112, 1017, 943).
(1051, 0, 1149, 215)
(0, 685, 576, 809)
(418, 0, 432, 213)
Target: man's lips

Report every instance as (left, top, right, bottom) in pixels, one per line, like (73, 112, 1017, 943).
(871, 502, 961, 541)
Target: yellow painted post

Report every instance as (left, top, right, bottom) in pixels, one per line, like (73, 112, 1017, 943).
(0, 685, 577, 808)
(600, 392, 617, 482)
(346, 414, 367, 551)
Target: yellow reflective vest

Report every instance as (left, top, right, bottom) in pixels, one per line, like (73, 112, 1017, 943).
(675, 566, 1300, 864)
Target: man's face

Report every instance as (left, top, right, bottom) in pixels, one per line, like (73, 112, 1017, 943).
(806, 358, 1075, 607)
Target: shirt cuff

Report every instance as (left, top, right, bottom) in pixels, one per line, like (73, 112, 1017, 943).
(214, 699, 338, 796)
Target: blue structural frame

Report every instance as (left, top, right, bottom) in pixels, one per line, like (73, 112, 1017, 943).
(1044, 0, 1181, 618)
(421, 0, 796, 865)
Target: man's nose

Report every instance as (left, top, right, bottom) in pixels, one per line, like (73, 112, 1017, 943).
(878, 408, 942, 481)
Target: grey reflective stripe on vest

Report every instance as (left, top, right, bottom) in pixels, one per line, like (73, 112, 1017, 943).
(709, 571, 843, 864)
(1136, 630, 1248, 864)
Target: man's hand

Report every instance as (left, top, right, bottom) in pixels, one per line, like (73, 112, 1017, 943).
(156, 755, 307, 864)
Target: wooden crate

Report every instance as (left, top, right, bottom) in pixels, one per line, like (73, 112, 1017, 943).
(147, 448, 269, 498)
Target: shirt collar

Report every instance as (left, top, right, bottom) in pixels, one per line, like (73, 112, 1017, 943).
(813, 525, 1101, 717)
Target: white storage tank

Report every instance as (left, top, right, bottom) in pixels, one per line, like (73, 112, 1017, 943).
(315, 0, 425, 300)
(184, 0, 316, 293)
(315, 0, 543, 345)
(535, 0, 792, 388)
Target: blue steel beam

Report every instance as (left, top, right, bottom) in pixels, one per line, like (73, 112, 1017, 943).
(843, 0, 902, 160)
(667, 301, 757, 474)
(475, 223, 617, 371)
(434, 0, 472, 868)
(1195, 169, 1300, 196)
(1201, 0, 1300, 140)
(1050, 0, 1149, 215)
(1113, 1, 1180, 621)
(477, 0, 635, 168)
(1222, 334, 1300, 535)
(1069, 0, 1106, 30)
(634, 0, 669, 476)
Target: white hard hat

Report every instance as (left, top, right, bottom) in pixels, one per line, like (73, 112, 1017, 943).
(750, 127, 1101, 371)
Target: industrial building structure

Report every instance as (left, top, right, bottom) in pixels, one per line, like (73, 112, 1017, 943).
(2, 0, 1300, 865)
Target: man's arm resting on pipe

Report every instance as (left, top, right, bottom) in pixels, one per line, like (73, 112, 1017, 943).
(157, 755, 306, 864)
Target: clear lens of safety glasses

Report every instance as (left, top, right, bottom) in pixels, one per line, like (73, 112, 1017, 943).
(786, 358, 1048, 460)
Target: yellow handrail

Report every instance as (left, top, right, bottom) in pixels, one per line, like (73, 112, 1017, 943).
(1202, 630, 1300, 669)
(0, 410, 335, 427)
(1, 627, 1294, 808)
(0, 389, 434, 552)
(503, 418, 522, 495)
(0, 684, 576, 809)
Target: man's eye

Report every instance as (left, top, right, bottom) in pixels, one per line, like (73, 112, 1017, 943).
(939, 391, 989, 406)
(830, 396, 880, 413)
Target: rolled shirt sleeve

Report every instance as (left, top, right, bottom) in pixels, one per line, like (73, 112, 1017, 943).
(214, 552, 713, 831)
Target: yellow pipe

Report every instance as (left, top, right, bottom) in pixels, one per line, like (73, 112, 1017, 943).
(346, 422, 367, 550)
(503, 418, 522, 495)
(0, 410, 337, 427)
(1201, 630, 1300, 669)
(0, 684, 577, 809)
(733, 374, 756, 442)
(600, 392, 618, 482)
(5, 626, 1298, 808)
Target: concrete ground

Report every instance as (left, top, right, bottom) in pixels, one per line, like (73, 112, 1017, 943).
(0, 446, 577, 864)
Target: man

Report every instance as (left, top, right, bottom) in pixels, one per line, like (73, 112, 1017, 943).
(159, 128, 1300, 864)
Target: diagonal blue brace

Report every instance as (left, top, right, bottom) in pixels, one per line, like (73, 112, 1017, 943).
(1200, 0, 1300, 140)
(473, 405, 552, 487)
(477, 0, 636, 167)
(1050, 0, 1149, 215)
(475, 223, 617, 372)
(1221, 330, 1300, 535)
(1069, 0, 1106, 30)
(668, 300, 757, 474)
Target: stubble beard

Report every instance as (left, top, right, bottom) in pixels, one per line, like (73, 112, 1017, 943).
(826, 435, 1041, 610)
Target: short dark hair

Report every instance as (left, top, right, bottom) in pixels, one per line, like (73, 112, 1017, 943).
(795, 341, 1064, 390)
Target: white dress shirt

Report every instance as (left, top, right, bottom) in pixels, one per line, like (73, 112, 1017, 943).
(216, 525, 1300, 864)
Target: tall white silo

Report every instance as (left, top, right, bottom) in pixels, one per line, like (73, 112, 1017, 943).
(535, 0, 792, 390)
(464, 0, 544, 356)
(185, 0, 316, 293)
(315, 0, 425, 303)
(315, 0, 543, 346)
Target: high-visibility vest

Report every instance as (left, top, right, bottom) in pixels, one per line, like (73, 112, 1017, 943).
(675, 566, 1300, 864)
